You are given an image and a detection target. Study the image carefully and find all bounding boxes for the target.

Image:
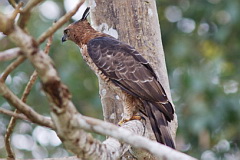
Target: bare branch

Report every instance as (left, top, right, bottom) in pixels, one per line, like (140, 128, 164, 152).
(44, 35, 53, 53)
(22, 0, 43, 13)
(74, 116, 196, 160)
(18, 0, 43, 28)
(4, 35, 53, 158)
(1, 106, 54, 160)
(0, 48, 22, 61)
(8, 0, 17, 8)
(0, 13, 13, 34)
(0, 108, 29, 121)
(0, 80, 195, 160)
(37, 0, 85, 44)
(9, 2, 23, 21)
(5, 109, 18, 159)
(0, 56, 26, 82)
(0, 34, 26, 160)
(0, 81, 54, 129)
(0, 14, 9, 34)
(0, 2, 22, 33)
(5, 108, 18, 158)
(22, 71, 38, 102)
(4, 71, 38, 158)
(1, 107, 38, 159)
(1, 91, 192, 159)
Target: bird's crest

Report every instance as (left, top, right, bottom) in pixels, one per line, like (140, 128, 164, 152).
(81, 7, 90, 21)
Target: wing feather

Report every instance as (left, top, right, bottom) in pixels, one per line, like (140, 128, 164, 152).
(87, 36, 174, 120)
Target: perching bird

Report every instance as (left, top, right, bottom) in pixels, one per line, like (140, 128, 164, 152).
(62, 7, 175, 149)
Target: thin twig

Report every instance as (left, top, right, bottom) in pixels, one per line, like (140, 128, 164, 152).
(0, 48, 22, 62)
(4, 71, 38, 158)
(22, 71, 38, 102)
(18, 0, 43, 28)
(9, 2, 23, 21)
(0, 56, 26, 82)
(37, 0, 85, 44)
(2, 107, 51, 160)
(8, 0, 17, 8)
(0, 108, 29, 121)
(22, 0, 43, 13)
(4, 110, 18, 158)
(0, 81, 54, 128)
(44, 35, 53, 54)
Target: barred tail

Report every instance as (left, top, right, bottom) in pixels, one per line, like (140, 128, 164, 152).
(144, 101, 175, 149)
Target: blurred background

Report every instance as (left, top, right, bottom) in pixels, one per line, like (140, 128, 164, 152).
(0, 0, 239, 159)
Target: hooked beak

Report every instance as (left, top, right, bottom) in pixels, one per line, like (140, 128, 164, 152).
(61, 34, 67, 43)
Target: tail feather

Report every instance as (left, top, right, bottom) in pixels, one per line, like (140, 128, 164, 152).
(144, 101, 175, 149)
(151, 101, 174, 122)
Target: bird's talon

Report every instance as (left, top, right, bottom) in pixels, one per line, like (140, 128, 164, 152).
(118, 115, 142, 126)
(131, 115, 142, 121)
(118, 119, 128, 126)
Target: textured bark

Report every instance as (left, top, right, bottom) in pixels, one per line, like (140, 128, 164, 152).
(89, 0, 177, 146)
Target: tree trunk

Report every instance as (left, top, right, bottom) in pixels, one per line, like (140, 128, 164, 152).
(89, 0, 178, 148)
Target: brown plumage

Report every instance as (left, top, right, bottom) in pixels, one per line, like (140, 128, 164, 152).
(62, 7, 175, 148)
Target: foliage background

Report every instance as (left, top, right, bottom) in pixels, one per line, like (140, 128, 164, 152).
(0, 0, 239, 159)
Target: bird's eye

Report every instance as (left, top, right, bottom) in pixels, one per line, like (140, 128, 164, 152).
(64, 29, 70, 36)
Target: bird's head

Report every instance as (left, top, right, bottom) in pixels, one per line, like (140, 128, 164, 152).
(62, 7, 93, 45)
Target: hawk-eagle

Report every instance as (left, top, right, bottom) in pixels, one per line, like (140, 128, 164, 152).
(62, 7, 175, 149)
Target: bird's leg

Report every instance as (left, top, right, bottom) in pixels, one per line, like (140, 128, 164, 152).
(118, 94, 141, 126)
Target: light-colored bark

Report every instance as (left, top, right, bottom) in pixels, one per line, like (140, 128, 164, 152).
(0, 48, 22, 61)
